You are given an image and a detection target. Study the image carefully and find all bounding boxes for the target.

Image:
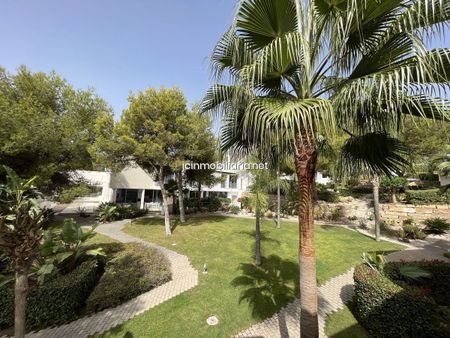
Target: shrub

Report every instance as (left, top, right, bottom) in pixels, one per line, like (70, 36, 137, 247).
(350, 186, 373, 194)
(329, 206, 345, 221)
(383, 260, 450, 307)
(354, 263, 447, 338)
(380, 220, 397, 237)
(39, 219, 105, 279)
(58, 184, 97, 204)
(317, 189, 339, 202)
(184, 197, 221, 212)
(116, 205, 147, 219)
(229, 205, 241, 215)
(97, 203, 147, 222)
(405, 188, 450, 205)
(362, 252, 386, 271)
(423, 217, 450, 235)
(0, 260, 98, 330)
(315, 204, 345, 221)
(97, 203, 120, 222)
(398, 218, 427, 240)
(85, 243, 171, 313)
(240, 195, 253, 212)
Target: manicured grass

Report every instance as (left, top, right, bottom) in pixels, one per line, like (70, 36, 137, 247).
(325, 304, 368, 338)
(98, 216, 403, 338)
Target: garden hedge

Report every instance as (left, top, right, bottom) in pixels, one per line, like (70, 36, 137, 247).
(0, 260, 98, 330)
(85, 243, 171, 313)
(405, 188, 450, 205)
(354, 262, 449, 338)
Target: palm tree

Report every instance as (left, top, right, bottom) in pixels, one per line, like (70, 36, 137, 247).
(202, 1, 450, 336)
(0, 167, 45, 338)
(373, 175, 381, 242)
(248, 166, 287, 265)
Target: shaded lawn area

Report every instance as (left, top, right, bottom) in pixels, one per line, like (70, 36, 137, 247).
(325, 303, 369, 338)
(97, 216, 403, 338)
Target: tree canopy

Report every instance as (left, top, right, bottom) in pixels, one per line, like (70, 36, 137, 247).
(0, 66, 112, 192)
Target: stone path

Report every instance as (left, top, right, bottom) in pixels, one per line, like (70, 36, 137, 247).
(5, 215, 448, 338)
(22, 219, 198, 338)
(233, 236, 450, 338)
(233, 269, 354, 338)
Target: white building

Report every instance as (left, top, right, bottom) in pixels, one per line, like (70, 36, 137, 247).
(75, 165, 252, 212)
(75, 164, 331, 212)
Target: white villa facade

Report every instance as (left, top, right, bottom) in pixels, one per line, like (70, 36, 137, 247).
(75, 165, 252, 212)
(74, 165, 331, 212)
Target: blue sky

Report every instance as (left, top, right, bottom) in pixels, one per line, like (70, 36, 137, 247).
(1, 1, 448, 118)
(0, 0, 237, 118)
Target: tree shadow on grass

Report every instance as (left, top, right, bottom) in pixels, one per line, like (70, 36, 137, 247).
(231, 255, 298, 320)
(239, 230, 281, 245)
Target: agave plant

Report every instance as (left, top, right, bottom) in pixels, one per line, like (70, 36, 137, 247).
(202, 0, 450, 335)
(362, 252, 387, 272)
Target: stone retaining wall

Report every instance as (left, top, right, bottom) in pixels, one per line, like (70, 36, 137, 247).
(381, 203, 450, 224)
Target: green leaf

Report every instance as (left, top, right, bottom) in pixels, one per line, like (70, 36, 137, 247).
(55, 252, 74, 263)
(85, 248, 106, 257)
(398, 265, 432, 280)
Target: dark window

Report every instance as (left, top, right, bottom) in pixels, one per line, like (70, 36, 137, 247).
(221, 174, 227, 188)
(116, 189, 138, 203)
(144, 190, 162, 203)
(229, 175, 238, 189)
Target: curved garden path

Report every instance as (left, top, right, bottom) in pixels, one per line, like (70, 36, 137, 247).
(233, 234, 449, 338)
(21, 219, 199, 338)
(5, 216, 448, 338)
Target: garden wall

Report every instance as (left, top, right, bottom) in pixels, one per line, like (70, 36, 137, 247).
(381, 203, 450, 224)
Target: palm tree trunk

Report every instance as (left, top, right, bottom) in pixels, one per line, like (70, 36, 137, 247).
(276, 167, 281, 229)
(255, 200, 262, 266)
(176, 171, 186, 223)
(373, 175, 381, 242)
(197, 183, 202, 211)
(392, 189, 397, 203)
(158, 167, 172, 236)
(14, 267, 28, 338)
(294, 135, 319, 338)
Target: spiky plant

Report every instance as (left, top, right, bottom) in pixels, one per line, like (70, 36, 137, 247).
(202, 1, 450, 336)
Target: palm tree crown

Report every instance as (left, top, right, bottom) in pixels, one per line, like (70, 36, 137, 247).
(203, 0, 450, 170)
(202, 1, 450, 337)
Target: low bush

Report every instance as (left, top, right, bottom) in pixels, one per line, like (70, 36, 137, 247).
(423, 217, 450, 235)
(316, 186, 339, 203)
(398, 218, 427, 241)
(58, 184, 98, 204)
(229, 205, 241, 215)
(350, 186, 373, 194)
(383, 261, 450, 306)
(405, 188, 450, 205)
(185, 197, 222, 212)
(314, 204, 345, 221)
(0, 260, 98, 330)
(354, 262, 449, 338)
(85, 243, 171, 313)
(97, 203, 147, 222)
(97, 203, 120, 222)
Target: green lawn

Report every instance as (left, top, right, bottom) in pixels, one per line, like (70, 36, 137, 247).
(325, 303, 368, 338)
(97, 216, 402, 338)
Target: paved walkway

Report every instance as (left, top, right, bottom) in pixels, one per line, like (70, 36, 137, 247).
(23, 219, 198, 338)
(5, 215, 448, 338)
(233, 236, 450, 338)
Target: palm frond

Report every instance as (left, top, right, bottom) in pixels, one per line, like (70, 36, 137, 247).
(242, 97, 335, 151)
(338, 132, 410, 178)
